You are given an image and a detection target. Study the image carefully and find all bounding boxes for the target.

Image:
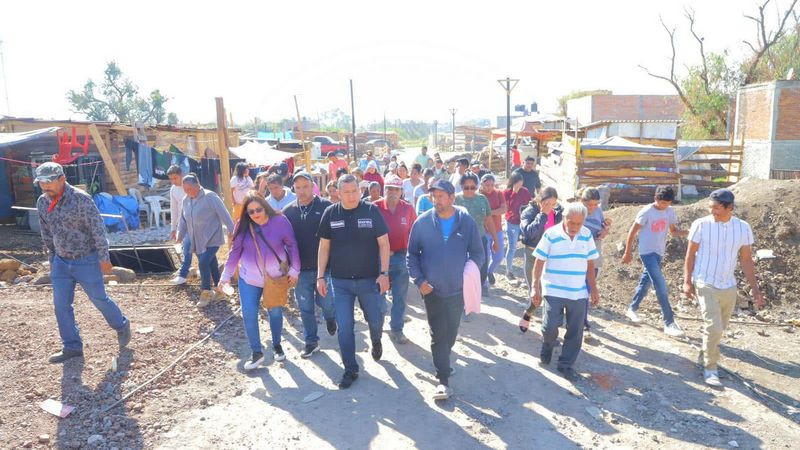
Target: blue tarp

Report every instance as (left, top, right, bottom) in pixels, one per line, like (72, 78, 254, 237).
(93, 194, 139, 232)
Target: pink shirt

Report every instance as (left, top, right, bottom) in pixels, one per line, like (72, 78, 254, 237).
(545, 210, 556, 230)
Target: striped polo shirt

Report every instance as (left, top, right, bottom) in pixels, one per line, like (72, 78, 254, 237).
(533, 223, 599, 300)
(689, 215, 754, 290)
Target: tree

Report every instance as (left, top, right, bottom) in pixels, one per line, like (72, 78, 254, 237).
(67, 61, 177, 125)
(556, 89, 612, 117)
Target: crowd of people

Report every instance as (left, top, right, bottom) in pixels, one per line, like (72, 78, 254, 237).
(33, 144, 765, 399)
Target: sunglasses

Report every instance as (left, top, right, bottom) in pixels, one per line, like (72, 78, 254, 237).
(247, 207, 264, 215)
(462, 186, 478, 191)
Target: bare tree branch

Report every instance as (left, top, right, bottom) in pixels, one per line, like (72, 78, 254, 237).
(743, 0, 799, 84)
(685, 6, 710, 95)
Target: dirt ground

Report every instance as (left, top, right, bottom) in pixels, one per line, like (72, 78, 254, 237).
(1, 177, 799, 449)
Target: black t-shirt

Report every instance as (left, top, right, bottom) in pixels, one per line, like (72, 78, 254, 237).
(318, 200, 389, 279)
(513, 168, 541, 195)
(282, 196, 332, 271)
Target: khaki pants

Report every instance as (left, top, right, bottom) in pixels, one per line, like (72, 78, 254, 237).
(695, 282, 737, 370)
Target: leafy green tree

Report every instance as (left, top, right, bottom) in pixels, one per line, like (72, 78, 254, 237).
(67, 61, 177, 125)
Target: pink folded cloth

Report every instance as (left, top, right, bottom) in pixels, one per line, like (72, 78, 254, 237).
(463, 260, 482, 314)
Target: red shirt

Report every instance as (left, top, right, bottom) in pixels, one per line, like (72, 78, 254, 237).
(512, 148, 522, 167)
(328, 159, 349, 178)
(363, 171, 384, 190)
(483, 189, 505, 231)
(503, 187, 531, 225)
(374, 198, 416, 252)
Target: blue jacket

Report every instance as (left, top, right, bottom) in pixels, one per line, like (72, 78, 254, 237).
(407, 207, 485, 298)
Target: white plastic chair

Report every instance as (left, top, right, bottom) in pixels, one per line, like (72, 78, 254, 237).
(144, 195, 167, 227)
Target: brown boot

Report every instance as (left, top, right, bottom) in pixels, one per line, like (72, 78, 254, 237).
(198, 290, 213, 308)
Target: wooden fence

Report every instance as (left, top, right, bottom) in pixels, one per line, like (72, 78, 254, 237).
(678, 145, 742, 191)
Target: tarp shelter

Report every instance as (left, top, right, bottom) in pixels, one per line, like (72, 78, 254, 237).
(0, 127, 60, 220)
(228, 141, 297, 167)
(0, 127, 60, 148)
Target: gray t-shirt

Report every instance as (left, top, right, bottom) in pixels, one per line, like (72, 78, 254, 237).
(635, 204, 677, 256)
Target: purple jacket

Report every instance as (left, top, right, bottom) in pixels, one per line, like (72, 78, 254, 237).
(221, 215, 300, 287)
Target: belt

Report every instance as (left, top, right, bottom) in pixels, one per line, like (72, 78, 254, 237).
(390, 249, 407, 256)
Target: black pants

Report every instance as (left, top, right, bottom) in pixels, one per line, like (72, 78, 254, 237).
(423, 292, 464, 386)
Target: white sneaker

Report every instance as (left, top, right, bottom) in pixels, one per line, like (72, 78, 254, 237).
(664, 322, 685, 337)
(625, 308, 642, 323)
(170, 275, 187, 285)
(244, 352, 265, 371)
(704, 369, 722, 387)
(432, 384, 451, 401)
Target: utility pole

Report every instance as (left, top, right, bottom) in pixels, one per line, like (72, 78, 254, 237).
(433, 120, 438, 149)
(497, 77, 519, 177)
(0, 39, 9, 115)
(449, 108, 457, 153)
(349, 79, 357, 160)
(294, 95, 310, 170)
(383, 112, 387, 142)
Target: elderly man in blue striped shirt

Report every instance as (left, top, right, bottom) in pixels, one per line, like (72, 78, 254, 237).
(531, 202, 600, 381)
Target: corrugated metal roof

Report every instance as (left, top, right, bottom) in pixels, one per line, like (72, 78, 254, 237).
(580, 119, 683, 129)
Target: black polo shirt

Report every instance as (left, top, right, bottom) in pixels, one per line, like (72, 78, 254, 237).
(282, 196, 332, 271)
(318, 200, 388, 279)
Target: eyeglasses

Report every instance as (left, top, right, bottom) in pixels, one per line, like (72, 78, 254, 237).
(247, 207, 264, 215)
(462, 186, 478, 191)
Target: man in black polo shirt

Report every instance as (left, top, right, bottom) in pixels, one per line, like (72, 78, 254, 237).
(512, 155, 541, 196)
(283, 171, 336, 359)
(317, 174, 391, 389)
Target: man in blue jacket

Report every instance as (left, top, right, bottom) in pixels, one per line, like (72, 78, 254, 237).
(407, 180, 484, 401)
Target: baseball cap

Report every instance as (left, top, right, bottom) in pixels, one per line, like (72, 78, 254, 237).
(481, 173, 496, 183)
(709, 188, 734, 204)
(388, 162, 398, 170)
(277, 162, 289, 175)
(428, 179, 455, 195)
(471, 159, 480, 167)
(457, 157, 470, 165)
(34, 162, 64, 184)
(292, 171, 312, 183)
(384, 175, 403, 189)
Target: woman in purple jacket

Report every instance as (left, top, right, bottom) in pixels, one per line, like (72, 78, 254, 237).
(219, 192, 300, 371)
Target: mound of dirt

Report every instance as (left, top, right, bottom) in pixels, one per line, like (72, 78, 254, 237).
(598, 177, 800, 321)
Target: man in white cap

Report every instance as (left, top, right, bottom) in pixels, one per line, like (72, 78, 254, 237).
(35, 162, 131, 363)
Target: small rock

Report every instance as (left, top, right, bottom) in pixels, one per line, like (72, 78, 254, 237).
(22, 441, 33, 449)
(103, 275, 120, 284)
(110, 267, 136, 283)
(33, 272, 51, 285)
(302, 392, 324, 403)
(0, 258, 21, 271)
(585, 406, 604, 420)
(14, 275, 34, 284)
(38, 434, 50, 444)
(87, 434, 104, 446)
(0, 269, 17, 282)
(728, 441, 739, 448)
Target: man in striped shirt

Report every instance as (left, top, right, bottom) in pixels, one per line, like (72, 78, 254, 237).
(683, 189, 764, 387)
(531, 202, 600, 381)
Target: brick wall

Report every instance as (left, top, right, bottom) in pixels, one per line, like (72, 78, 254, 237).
(590, 95, 683, 121)
(735, 87, 772, 140)
(776, 87, 800, 141)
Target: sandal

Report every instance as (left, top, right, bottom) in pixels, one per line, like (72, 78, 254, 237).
(519, 312, 532, 333)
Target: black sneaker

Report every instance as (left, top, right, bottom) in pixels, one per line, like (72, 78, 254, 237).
(48, 349, 83, 364)
(488, 273, 496, 285)
(244, 352, 265, 371)
(273, 345, 286, 362)
(338, 371, 359, 389)
(117, 321, 131, 349)
(326, 319, 337, 336)
(506, 271, 516, 281)
(371, 340, 383, 361)
(557, 367, 580, 382)
(540, 349, 552, 365)
(300, 343, 320, 359)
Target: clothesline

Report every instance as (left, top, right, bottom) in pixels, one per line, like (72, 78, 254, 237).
(0, 155, 103, 167)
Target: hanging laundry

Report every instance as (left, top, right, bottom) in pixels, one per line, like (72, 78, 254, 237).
(124, 138, 138, 171)
(137, 143, 154, 187)
(169, 144, 191, 175)
(152, 148, 172, 180)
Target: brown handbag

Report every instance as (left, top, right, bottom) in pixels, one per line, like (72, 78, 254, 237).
(249, 225, 290, 309)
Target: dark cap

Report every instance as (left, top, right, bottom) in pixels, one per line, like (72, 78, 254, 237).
(457, 157, 470, 165)
(277, 162, 289, 175)
(292, 171, 312, 183)
(428, 179, 455, 195)
(34, 162, 65, 184)
(471, 159, 480, 167)
(709, 188, 734, 204)
(525, 155, 536, 162)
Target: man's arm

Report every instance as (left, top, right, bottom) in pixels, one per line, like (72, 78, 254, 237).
(170, 188, 181, 238)
(316, 238, 331, 297)
(37, 201, 55, 259)
(587, 260, 600, 306)
(83, 196, 111, 264)
(212, 194, 235, 232)
(669, 223, 689, 238)
(377, 233, 390, 294)
(531, 258, 545, 307)
(622, 223, 642, 264)
(739, 245, 764, 308)
(683, 241, 700, 299)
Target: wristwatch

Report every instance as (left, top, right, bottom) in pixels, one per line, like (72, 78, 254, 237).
(379, 271, 389, 276)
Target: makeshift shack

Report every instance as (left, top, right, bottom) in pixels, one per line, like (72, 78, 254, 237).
(541, 136, 680, 203)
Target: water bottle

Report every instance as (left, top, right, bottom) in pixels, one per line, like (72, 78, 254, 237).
(221, 283, 234, 296)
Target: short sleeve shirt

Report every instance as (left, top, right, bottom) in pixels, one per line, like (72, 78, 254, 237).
(374, 199, 416, 252)
(482, 189, 505, 231)
(635, 204, 677, 256)
(455, 194, 491, 237)
(689, 215, 754, 289)
(533, 224, 599, 300)
(318, 200, 389, 279)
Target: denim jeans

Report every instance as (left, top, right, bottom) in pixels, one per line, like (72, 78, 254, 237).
(423, 292, 464, 386)
(197, 246, 220, 290)
(51, 252, 128, 351)
(331, 277, 385, 373)
(629, 252, 674, 325)
(388, 252, 410, 333)
(295, 270, 335, 346)
(238, 278, 283, 353)
(541, 295, 586, 370)
(504, 223, 522, 273)
(485, 230, 505, 276)
(178, 236, 193, 278)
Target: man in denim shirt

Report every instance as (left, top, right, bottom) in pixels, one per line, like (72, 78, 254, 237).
(35, 162, 131, 363)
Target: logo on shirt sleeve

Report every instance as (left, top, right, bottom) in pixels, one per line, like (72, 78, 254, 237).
(331, 220, 345, 229)
(358, 218, 373, 228)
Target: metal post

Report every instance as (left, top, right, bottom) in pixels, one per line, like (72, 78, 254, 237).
(433, 120, 438, 149)
(449, 108, 457, 153)
(350, 79, 357, 160)
(383, 112, 387, 142)
(497, 77, 519, 178)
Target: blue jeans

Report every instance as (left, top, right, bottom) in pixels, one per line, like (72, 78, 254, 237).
(504, 223, 522, 273)
(485, 230, 505, 276)
(178, 236, 193, 278)
(295, 270, 335, 346)
(629, 252, 675, 326)
(331, 277, 385, 373)
(238, 279, 283, 353)
(197, 246, 220, 290)
(51, 252, 128, 351)
(387, 252, 410, 333)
